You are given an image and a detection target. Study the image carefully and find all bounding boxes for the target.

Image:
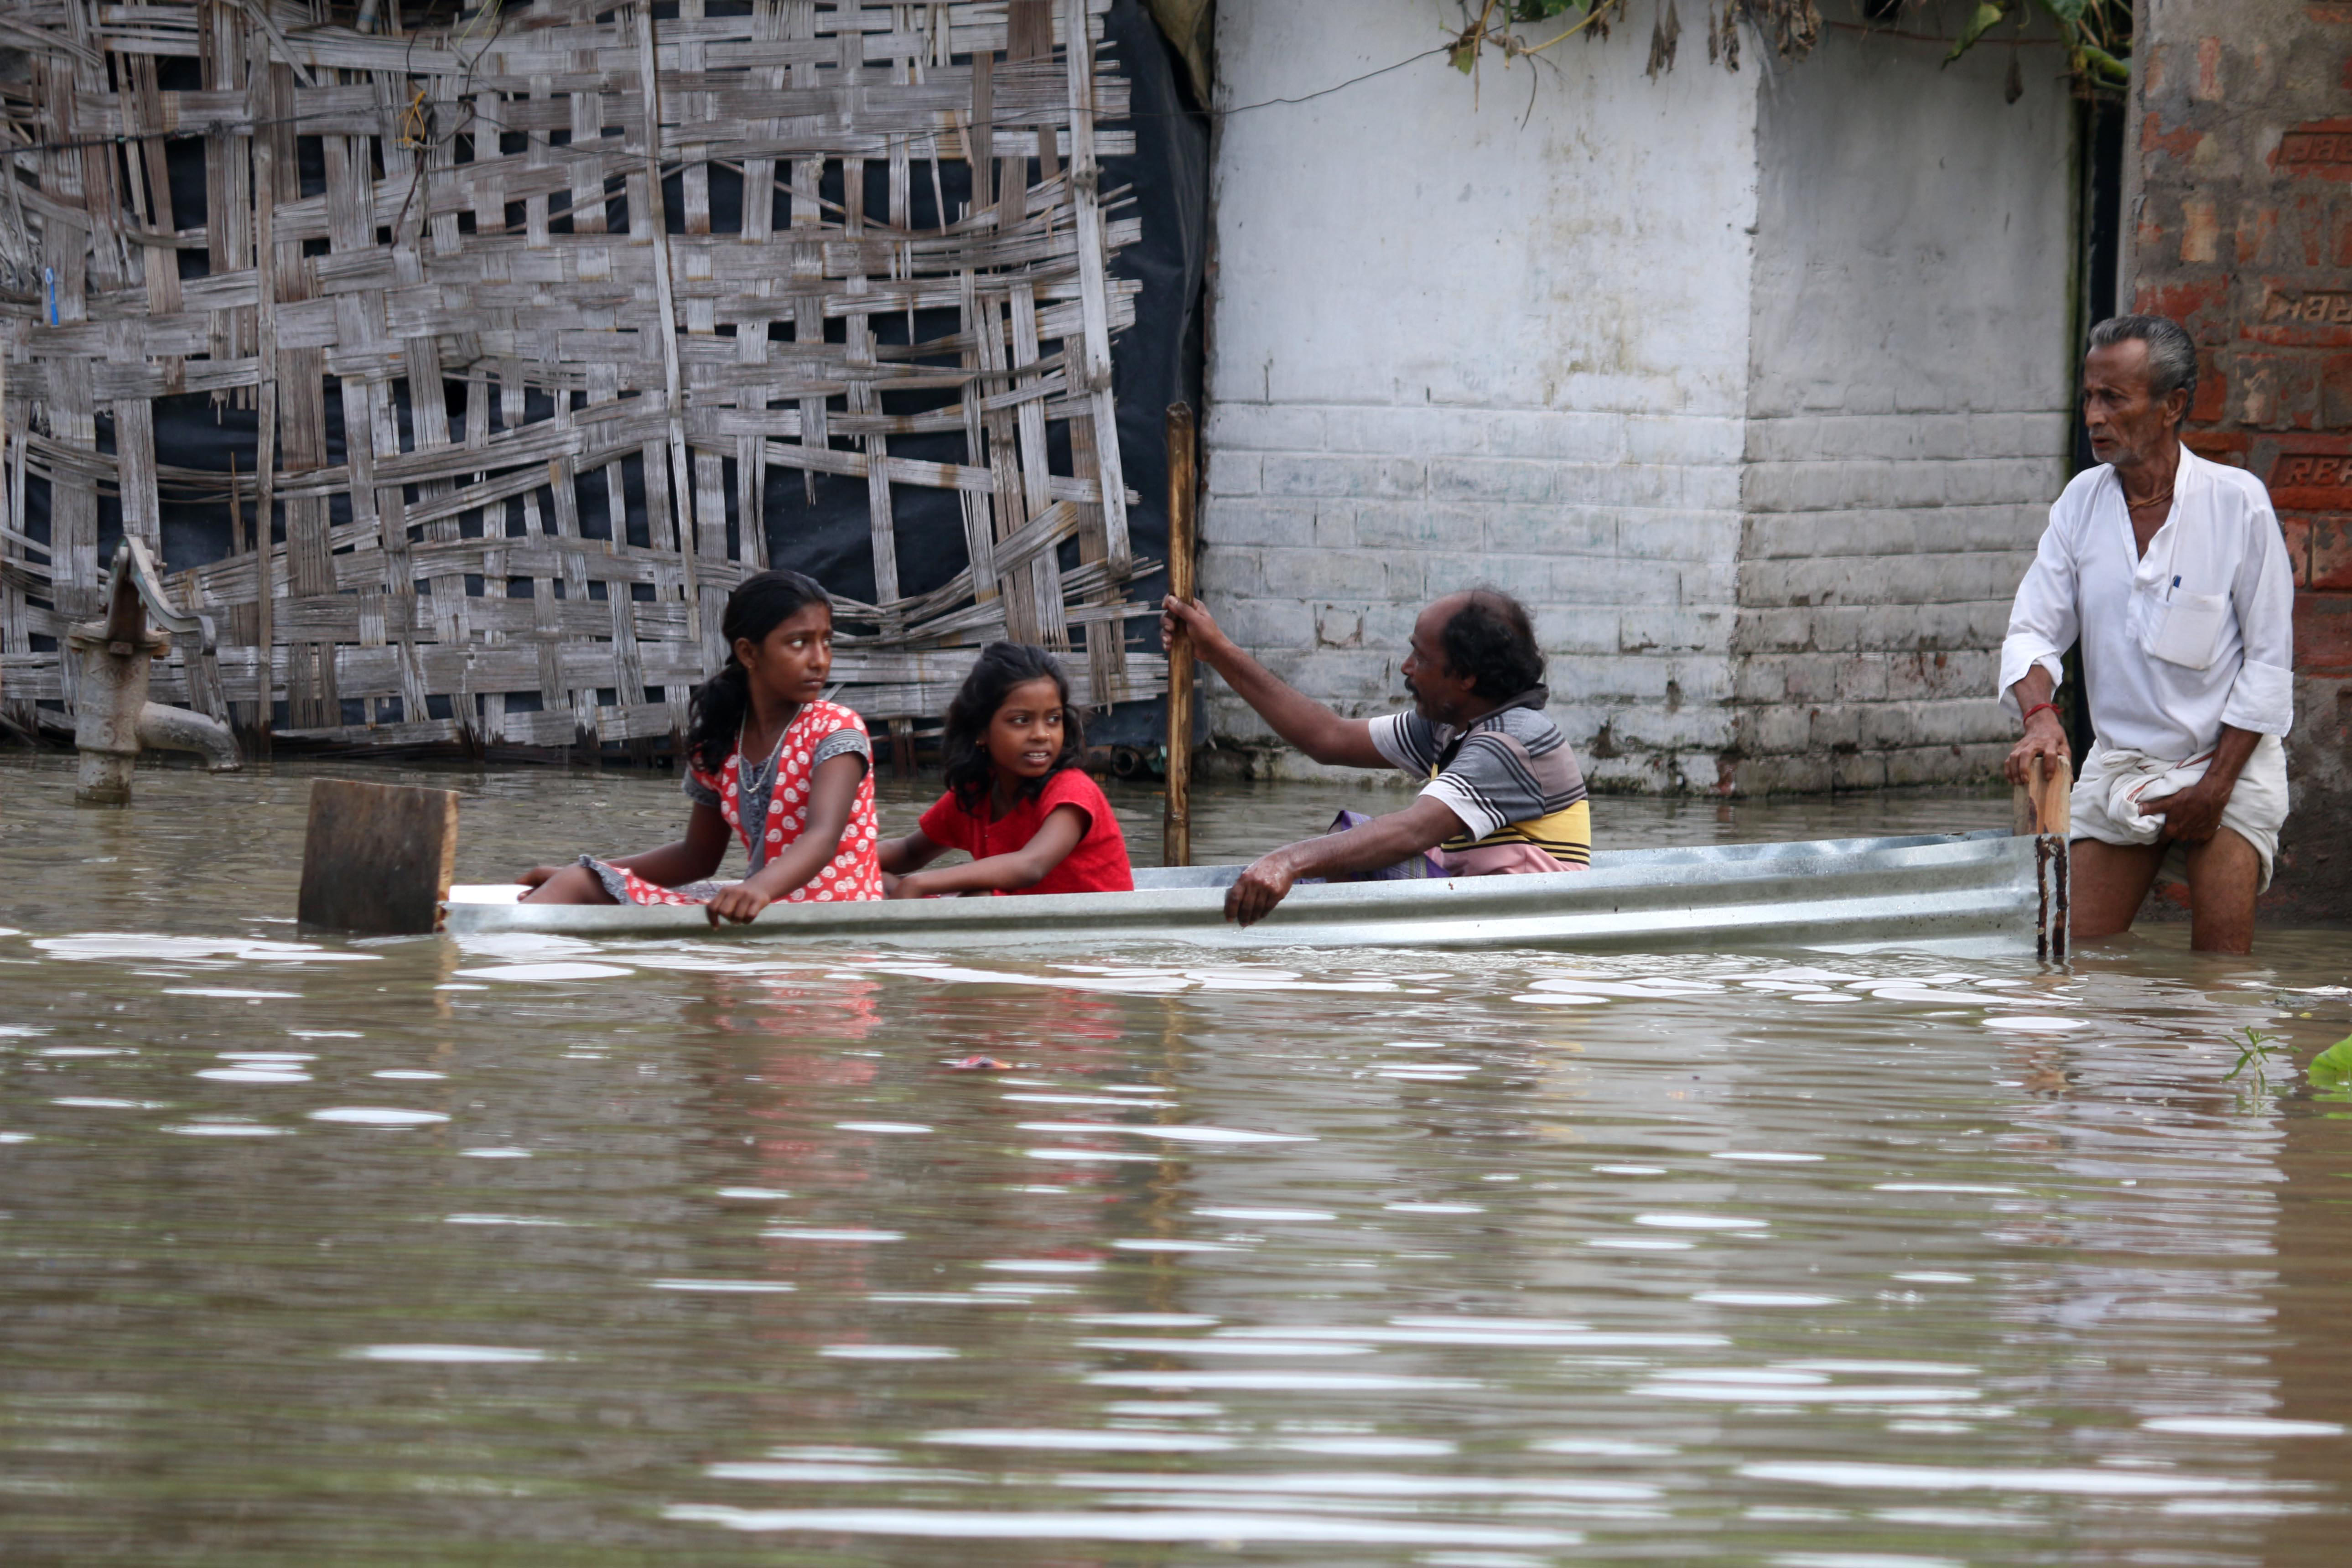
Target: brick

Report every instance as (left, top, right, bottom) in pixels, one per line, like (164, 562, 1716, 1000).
(1833, 656, 1889, 703)
(1624, 415, 1744, 466)
(1313, 603, 1367, 649)
(1203, 498, 1321, 549)
(1320, 406, 1451, 456)
(1733, 657, 1787, 704)
(1393, 549, 1548, 601)
(1547, 461, 1683, 509)
(1802, 607, 1868, 651)
(1215, 596, 1315, 651)
(1198, 545, 1263, 596)
(1497, 507, 1614, 557)
(1205, 451, 1260, 497)
(1279, 648, 1398, 703)
(1808, 704, 1861, 750)
(1742, 704, 1813, 754)
(1485, 410, 1622, 462)
(1355, 500, 1480, 550)
(1620, 608, 1729, 654)
(1205, 403, 1326, 453)
(1547, 557, 1684, 607)
(1428, 457, 1557, 504)
(2295, 591, 2352, 676)
(2305, 516, 2352, 591)
(1679, 563, 1738, 608)
(1884, 649, 1994, 701)
(1730, 607, 1818, 654)
(1262, 454, 1425, 499)
(1529, 606, 1621, 656)
(1828, 751, 1889, 790)
(1560, 654, 1684, 699)
(1743, 552, 2026, 608)
(1883, 741, 2008, 787)
(1620, 513, 1732, 561)
(1610, 707, 1734, 752)
(1734, 753, 1835, 793)
(1255, 545, 1391, 598)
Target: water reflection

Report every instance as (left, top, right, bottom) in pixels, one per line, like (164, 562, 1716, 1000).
(0, 752, 2347, 1563)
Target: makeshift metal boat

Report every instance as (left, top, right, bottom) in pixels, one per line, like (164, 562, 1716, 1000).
(443, 829, 2071, 959)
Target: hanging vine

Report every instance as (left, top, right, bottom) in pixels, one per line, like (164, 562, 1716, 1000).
(1440, 0, 2133, 96)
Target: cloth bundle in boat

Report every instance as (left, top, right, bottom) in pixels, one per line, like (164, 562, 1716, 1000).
(1296, 811, 1446, 883)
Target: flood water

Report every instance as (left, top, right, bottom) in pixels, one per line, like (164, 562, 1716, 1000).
(4, 750, 2350, 1566)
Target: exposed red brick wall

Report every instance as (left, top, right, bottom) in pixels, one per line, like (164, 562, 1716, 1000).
(2130, 0, 2352, 918)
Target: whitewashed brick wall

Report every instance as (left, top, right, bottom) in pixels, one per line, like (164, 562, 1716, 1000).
(1200, 401, 1745, 791)
(1728, 19, 2077, 793)
(1200, 2, 2079, 795)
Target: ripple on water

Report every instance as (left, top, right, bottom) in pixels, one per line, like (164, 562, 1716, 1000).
(662, 1506, 1581, 1546)
(306, 1107, 449, 1127)
(349, 1345, 546, 1364)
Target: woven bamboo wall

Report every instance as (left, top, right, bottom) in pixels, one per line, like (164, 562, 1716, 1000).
(0, 0, 1161, 754)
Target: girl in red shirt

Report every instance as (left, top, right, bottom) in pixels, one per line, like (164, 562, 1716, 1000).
(516, 570, 882, 921)
(879, 643, 1133, 898)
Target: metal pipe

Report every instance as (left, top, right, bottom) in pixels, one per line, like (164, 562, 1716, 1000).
(68, 541, 242, 805)
(137, 700, 243, 773)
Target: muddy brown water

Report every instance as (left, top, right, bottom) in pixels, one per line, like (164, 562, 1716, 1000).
(3, 751, 2349, 1566)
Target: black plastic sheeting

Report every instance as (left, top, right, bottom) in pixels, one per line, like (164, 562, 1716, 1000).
(29, 0, 1205, 748)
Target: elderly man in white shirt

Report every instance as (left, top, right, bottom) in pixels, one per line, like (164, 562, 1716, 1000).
(2000, 314, 2296, 954)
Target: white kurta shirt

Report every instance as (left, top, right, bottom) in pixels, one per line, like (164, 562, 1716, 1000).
(1999, 445, 2295, 761)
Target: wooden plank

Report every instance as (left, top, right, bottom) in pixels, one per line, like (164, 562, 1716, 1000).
(297, 778, 460, 935)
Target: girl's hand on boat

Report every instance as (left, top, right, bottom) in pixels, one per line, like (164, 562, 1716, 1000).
(705, 883, 773, 926)
(1225, 853, 1296, 927)
(517, 865, 563, 888)
(883, 871, 929, 900)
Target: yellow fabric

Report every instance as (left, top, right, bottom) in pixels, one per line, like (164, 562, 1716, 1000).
(1438, 796, 1591, 867)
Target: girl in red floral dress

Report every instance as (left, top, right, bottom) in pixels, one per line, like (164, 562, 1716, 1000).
(517, 570, 882, 923)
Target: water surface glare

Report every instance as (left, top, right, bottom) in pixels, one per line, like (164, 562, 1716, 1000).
(2, 754, 2350, 1564)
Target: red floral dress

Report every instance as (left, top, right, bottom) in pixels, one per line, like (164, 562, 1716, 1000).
(582, 701, 883, 907)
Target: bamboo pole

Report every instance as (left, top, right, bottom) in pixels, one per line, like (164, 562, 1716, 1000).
(1162, 403, 1197, 868)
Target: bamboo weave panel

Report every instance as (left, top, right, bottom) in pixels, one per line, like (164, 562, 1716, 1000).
(0, 0, 1159, 752)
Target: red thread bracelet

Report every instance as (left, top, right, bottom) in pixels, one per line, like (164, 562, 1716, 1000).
(2020, 701, 2060, 723)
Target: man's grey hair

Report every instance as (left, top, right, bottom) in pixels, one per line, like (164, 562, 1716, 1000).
(2088, 314, 2199, 408)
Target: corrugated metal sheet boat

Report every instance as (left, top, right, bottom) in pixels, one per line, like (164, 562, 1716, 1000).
(443, 829, 2071, 960)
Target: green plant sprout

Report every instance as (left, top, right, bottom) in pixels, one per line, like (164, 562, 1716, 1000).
(2221, 1025, 2287, 1097)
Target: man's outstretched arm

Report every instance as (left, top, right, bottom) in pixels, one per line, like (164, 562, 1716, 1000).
(1163, 597, 1386, 768)
(1223, 796, 1465, 926)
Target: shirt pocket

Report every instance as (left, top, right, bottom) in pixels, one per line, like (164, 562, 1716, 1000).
(2141, 587, 2229, 670)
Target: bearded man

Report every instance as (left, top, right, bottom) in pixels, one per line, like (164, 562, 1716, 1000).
(2000, 315, 2296, 953)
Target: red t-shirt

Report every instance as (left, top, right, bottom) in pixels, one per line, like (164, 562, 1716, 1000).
(916, 768, 1134, 896)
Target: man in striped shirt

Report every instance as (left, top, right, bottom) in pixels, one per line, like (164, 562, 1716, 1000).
(1161, 588, 1591, 926)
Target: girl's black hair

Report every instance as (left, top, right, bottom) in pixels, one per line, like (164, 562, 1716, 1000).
(941, 642, 1085, 811)
(685, 569, 831, 772)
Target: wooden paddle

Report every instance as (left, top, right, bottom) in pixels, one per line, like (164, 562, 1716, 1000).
(1163, 403, 1198, 869)
(2012, 754, 2072, 837)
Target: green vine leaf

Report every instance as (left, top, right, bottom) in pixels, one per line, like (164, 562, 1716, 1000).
(1946, 2, 2009, 64)
(2077, 42, 2131, 82)
(2308, 1034, 2352, 1085)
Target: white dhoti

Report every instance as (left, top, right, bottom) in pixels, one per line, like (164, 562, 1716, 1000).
(2070, 734, 2290, 892)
